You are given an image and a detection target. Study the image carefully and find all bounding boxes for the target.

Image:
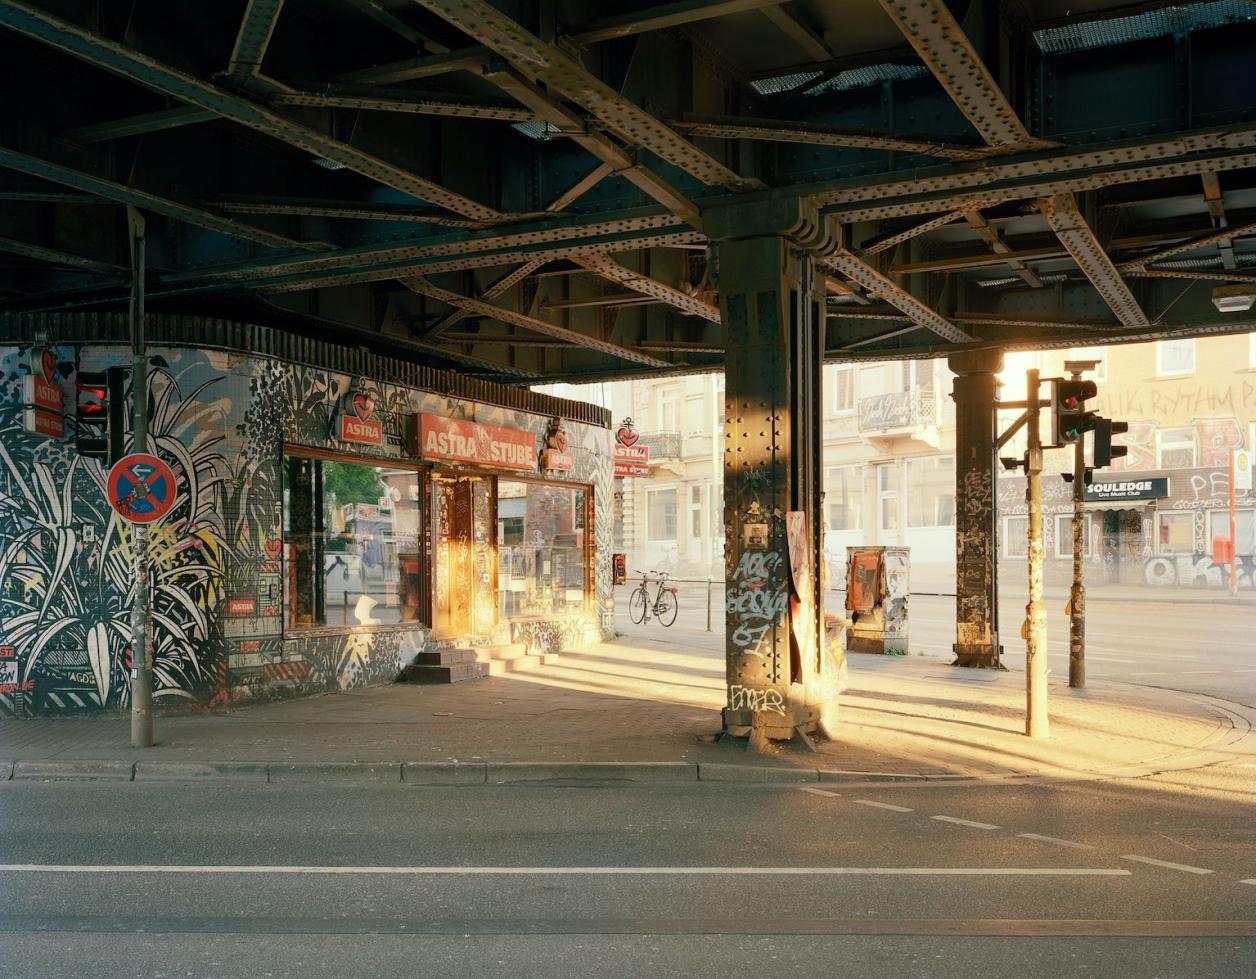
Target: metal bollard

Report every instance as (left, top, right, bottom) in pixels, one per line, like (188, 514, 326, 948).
(706, 576, 712, 632)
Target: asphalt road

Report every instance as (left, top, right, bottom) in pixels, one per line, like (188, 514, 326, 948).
(618, 583, 1256, 706)
(2, 770, 1254, 977)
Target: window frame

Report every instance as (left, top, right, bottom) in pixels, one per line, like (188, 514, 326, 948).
(905, 454, 956, 528)
(647, 486, 679, 542)
(495, 475, 595, 618)
(1156, 511, 1196, 556)
(1156, 339, 1196, 377)
(1003, 516, 1029, 558)
(1054, 513, 1093, 559)
(1156, 427, 1198, 469)
(282, 444, 429, 636)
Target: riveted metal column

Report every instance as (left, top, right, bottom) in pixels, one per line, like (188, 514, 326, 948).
(705, 198, 840, 744)
(948, 348, 1004, 668)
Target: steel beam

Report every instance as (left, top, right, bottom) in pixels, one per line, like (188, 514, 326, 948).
(860, 207, 971, 256)
(564, 0, 790, 45)
(213, 197, 486, 227)
(876, 0, 1044, 150)
(962, 209, 1043, 288)
(0, 235, 126, 274)
(400, 276, 673, 367)
(1127, 267, 1256, 285)
(545, 162, 614, 213)
(822, 251, 974, 343)
(573, 255, 721, 322)
(541, 294, 655, 310)
(338, 0, 426, 44)
(414, 0, 763, 192)
(671, 115, 990, 160)
(1118, 217, 1256, 270)
(0, 0, 503, 221)
(408, 338, 540, 378)
(760, 5, 831, 62)
(64, 106, 216, 143)
(0, 146, 320, 250)
(271, 88, 538, 122)
(227, 0, 285, 82)
(335, 47, 491, 84)
(892, 245, 1066, 274)
(421, 257, 547, 338)
(1039, 193, 1150, 329)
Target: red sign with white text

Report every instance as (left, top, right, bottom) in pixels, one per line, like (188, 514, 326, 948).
(614, 461, 650, 477)
(414, 414, 536, 471)
(23, 374, 63, 412)
(23, 408, 64, 438)
(337, 392, 383, 446)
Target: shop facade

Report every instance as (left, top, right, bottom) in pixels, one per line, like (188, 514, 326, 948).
(0, 315, 613, 718)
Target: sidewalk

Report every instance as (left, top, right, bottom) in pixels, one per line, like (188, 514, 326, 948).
(3, 631, 1251, 784)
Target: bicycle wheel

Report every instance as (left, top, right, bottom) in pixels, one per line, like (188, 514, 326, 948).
(628, 586, 648, 624)
(655, 587, 679, 627)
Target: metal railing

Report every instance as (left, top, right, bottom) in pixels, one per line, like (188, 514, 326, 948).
(857, 389, 939, 432)
(635, 430, 682, 458)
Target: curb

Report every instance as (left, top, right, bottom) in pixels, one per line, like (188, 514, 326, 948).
(268, 763, 402, 782)
(487, 761, 695, 783)
(135, 761, 268, 781)
(12, 760, 135, 781)
(698, 764, 817, 783)
(403, 762, 487, 784)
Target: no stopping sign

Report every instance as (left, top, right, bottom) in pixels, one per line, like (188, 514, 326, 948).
(107, 453, 176, 524)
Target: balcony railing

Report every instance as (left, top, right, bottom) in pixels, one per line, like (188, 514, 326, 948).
(636, 431, 682, 458)
(857, 389, 938, 433)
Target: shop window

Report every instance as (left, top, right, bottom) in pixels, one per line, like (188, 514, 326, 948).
(1156, 339, 1195, 376)
(648, 487, 678, 540)
(689, 484, 703, 538)
(906, 455, 955, 527)
(1157, 427, 1197, 468)
(283, 453, 423, 630)
(1054, 513, 1093, 558)
(1003, 516, 1028, 557)
(824, 466, 863, 530)
(497, 480, 588, 617)
(1157, 512, 1195, 555)
(1208, 509, 1255, 556)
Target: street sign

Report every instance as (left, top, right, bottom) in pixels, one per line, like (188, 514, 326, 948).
(1084, 477, 1169, 502)
(1236, 449, 1252, 492)
(106, 453, 176, 524)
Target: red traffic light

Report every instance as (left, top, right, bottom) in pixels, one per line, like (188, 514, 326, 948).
(1057, 380, 1098, 409)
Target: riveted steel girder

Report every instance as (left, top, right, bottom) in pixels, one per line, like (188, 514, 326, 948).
(760, 4, 831, 62)
(422, 257, 547, 338)
(335, 47, 491, 84)
(1127, 267, 1256, 285)
(859, 206, 974, 256)
(0, 146, 321, 251)
(1039, 193, 1149, 329)
(963, 208, 1043, 288)
(545, 163, 614, 213)
(876, 0, 1047, 150)
(671, 115, 990, 161)
(0, 0, 503, 222)
(414, 0, 763, 193)
(270, 88, 539, 122)
(564, 0, 790, 46)
(227, 0, 285, 81)
(0, 234, 126, 275)
(573, 255, 721, 322)
(214, 198, 487, 228)
(1118, 217, 1256, 269)
(823, 251, 974, 343)
(400, 276, 672, 368)
(64, 106, 217, 142)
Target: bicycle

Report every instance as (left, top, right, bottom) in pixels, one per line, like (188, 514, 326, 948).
(628, 570, 679, 627)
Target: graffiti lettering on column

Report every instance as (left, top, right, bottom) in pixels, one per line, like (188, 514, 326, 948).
(729, 684, 786, 715)
(726, 551, 786, 656)
(961, 469, 991, 517)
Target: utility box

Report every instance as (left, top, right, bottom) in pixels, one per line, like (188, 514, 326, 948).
(845, 546, 910, 655)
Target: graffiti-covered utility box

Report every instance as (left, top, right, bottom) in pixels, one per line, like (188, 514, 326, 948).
(845, 546, 909, 655)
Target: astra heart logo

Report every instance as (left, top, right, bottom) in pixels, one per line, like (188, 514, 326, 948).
(616, 427, 638, 447)
(40, 350, 56, 382)
(555, 431, 568, 453)
(263, 537, 282, 560)
(352, 393, 374, 421)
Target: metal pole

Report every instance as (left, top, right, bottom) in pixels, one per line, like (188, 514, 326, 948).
(1069, 370, 1086, 689)
(1025, 368, 1049, 739)
(706, 575, 712, 632)
(127, 206, 153, 749)
(1230, 448, 1238, 597)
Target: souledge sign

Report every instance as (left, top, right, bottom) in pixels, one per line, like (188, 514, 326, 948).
(414, 414, 537, 471)
(1084, 478, 1169, 502)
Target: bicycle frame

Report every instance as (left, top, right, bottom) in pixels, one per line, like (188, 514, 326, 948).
(634, 572, 675, 623)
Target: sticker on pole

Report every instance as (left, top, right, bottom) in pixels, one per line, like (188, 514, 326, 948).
(107, 453, 176, 524)
(1235, 449, 1252, 493)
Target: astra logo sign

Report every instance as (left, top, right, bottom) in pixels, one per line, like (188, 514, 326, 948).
(414, 414, 537, 471)
(336, 391, 383, 446)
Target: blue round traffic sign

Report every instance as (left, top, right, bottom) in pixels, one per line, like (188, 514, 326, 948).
(106, 453, 177, 524)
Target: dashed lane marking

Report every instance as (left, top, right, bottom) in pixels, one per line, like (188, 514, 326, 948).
(854, 800, 914, 813)
(798, 787, 841, 798)
(932, 816, 1001, 830)
(0, 865, 1133, 877)
(1018, 833, 1097, 851)
(1120, 855, 1213, 875)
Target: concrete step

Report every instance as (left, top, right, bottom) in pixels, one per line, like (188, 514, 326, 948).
(485, 654, 544, 676)
(471, 643, 529, 664)
(399, 661, 487, 684)
(412, 648, 479, 666)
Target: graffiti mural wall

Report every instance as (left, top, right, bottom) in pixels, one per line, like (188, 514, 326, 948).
(0, 338, 611, 717)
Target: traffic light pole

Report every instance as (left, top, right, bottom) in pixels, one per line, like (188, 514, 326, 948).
(1069, 369, 1086, 690)
(127, 206, 153, 750)
(1025, 370, 1049, 739)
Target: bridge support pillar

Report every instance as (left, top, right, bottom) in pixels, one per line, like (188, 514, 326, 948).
(948, 348, 1005, 668)
(705, 198, 843, 744)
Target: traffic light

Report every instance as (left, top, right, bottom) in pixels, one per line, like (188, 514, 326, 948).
(1093, 418, 1129, 468)
(1051, 379, 1099, 445)
(75, 367, 126, 464)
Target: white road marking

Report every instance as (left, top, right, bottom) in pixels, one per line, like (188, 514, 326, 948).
(1182, 669, 1256, 675)
(1120, 855, 1214, 875)
(799, 787, 841, 798)
(932, 816, 1001, 830)
(854, 800, 914, 813)
(0, 864, 1131, 877)
(1018, 833, 1097, 851)
(1242, 879, 1256, 886)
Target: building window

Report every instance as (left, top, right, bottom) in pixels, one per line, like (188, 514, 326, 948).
(648, 487, 678, 541)
(824, 466, 863, 531)
(1157, 512, 1195, 555)
(656, 388, 680, 432)
(1209, 509, 1255, 556)
(906, 455, 955, 527)
(827, 365, 855, 414)
(283, 453, 423, 631)
(1054, 513, 1093, 559)
(497, 480, 588, 617)
(1157, 427, 1198, 468)
(1068, 346, 1107, 382)
(1004, 516, 1028, 558)
(690, 484, 703, 538)
(1156, 339, 1195, 377)
(878, 464, 900, 532)
(683, 395, 705, 435)
(859, 364, 886, 397)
